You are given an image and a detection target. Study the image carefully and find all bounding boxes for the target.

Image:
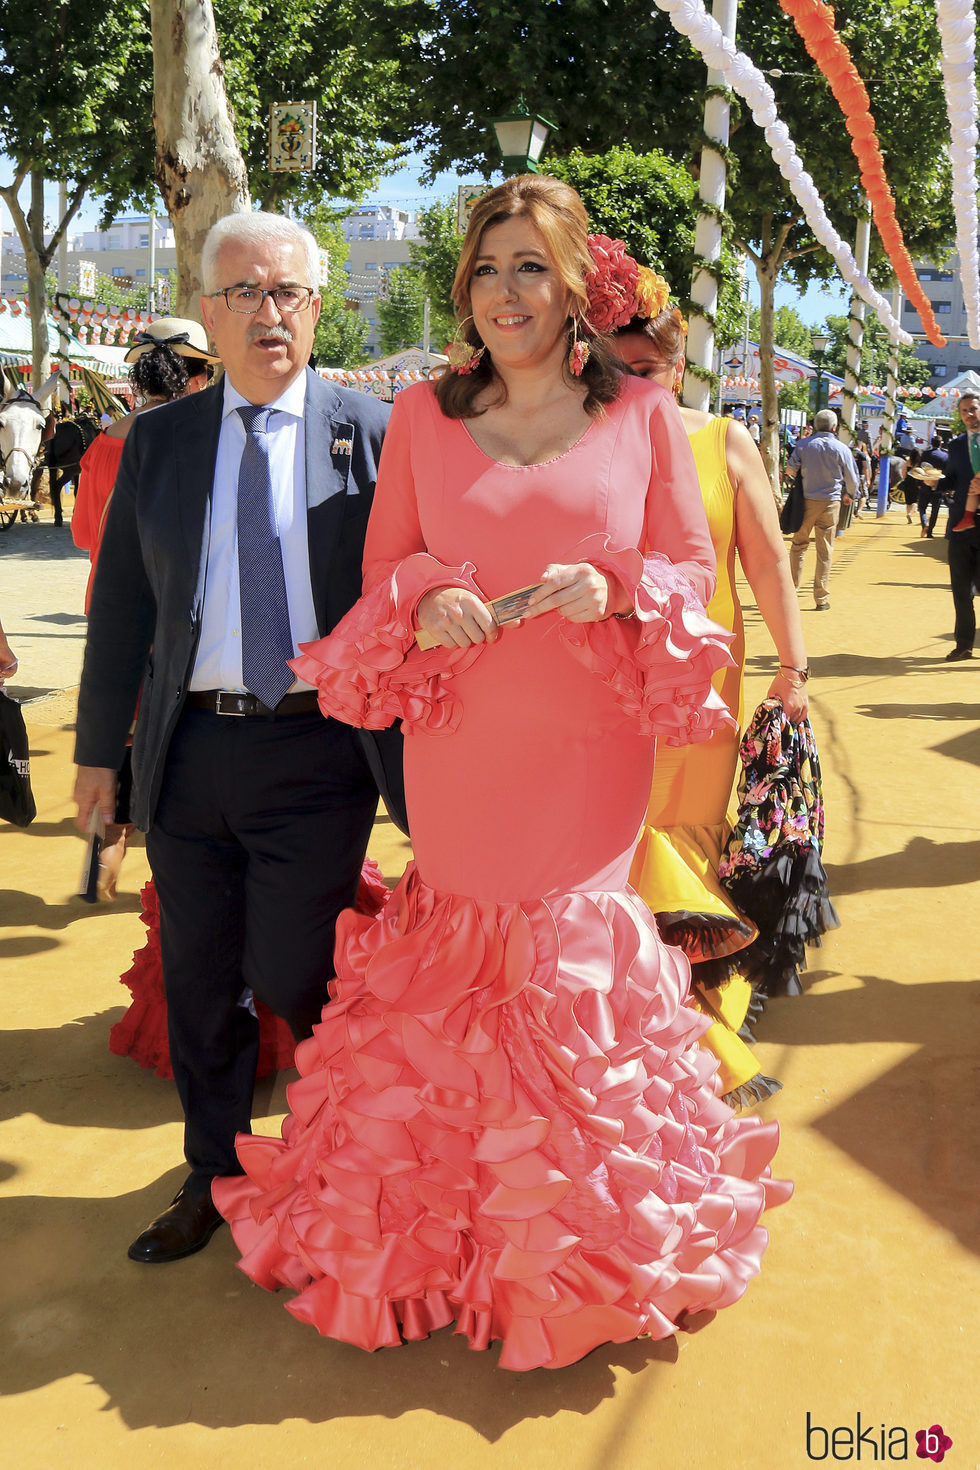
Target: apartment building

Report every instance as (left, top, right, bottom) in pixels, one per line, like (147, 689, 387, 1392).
(342, 205, 419, 353)
(906, 251, 980, 385)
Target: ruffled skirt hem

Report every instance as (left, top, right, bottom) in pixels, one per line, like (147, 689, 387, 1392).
(214, 865, 790, 1371)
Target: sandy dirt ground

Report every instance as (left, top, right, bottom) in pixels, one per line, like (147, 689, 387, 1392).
(1, 504, 977, 1469)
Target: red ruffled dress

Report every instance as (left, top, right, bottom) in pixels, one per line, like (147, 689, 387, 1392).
(213, 378, 791, 1371)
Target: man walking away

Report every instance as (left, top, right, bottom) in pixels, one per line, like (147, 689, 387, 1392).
(786, 408, 858, 611)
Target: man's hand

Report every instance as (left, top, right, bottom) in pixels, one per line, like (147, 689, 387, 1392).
(73, 766, 118, 834)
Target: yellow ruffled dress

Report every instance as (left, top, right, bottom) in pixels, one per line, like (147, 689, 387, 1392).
(630, 415, 769, 1102)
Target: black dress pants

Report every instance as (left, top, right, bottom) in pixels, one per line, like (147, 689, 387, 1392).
(917, 488, 943, 537)
(948, 531, 979, 651)
(146, 706, 379, 1186)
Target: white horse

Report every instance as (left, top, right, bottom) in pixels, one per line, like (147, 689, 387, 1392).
(0, 385, 46, 508)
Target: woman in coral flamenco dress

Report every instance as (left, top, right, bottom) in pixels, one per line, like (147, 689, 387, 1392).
(613, 298, 811, 1107)
(213, 177, 791, 1372)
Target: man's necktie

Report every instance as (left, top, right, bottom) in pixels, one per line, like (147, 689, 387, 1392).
(236, 405, 294, 709)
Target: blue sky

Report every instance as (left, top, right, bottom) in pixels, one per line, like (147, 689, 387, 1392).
(2, 160, 856, 329)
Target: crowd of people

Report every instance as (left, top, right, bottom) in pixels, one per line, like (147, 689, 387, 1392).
(2, 172, 975, 1375)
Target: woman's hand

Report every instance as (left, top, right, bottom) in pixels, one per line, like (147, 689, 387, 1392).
(415, 586, 499, 649)
(524, 563, 631, 623)
(768, 670, 809, 723)
(0, 636, 17, 687)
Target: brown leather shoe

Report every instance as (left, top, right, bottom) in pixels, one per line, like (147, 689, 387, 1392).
(128, 1183, 225, 1263)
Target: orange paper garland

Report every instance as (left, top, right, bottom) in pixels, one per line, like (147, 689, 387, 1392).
(778, 0, 946, 347)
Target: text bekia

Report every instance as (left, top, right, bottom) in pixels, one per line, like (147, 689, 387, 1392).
(806, 1413, 910, 1461)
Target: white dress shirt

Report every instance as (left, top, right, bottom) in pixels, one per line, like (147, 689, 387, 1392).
(190, 373, 318, 692)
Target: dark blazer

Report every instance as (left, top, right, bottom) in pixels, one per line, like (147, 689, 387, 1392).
(75, 368, 405, 831)
(938, 434, 974, 539)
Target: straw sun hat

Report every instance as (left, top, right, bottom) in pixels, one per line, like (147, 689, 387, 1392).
(123, 316, 221, 365)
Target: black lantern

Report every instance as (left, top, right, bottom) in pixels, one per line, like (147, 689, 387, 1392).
(811, 331, 830, 414)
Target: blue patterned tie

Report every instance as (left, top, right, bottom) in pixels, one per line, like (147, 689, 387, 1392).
(236, 405, 294, 709)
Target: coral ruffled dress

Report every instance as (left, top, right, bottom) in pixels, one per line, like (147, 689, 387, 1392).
(213, 378, 791, 1371)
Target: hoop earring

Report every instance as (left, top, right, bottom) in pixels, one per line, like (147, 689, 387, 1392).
(447, 316, 485, 375)
(568, 317, 591, 377)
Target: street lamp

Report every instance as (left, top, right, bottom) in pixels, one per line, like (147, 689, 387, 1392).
(491, 98, 556, 175)
(811, 330, 830, 415)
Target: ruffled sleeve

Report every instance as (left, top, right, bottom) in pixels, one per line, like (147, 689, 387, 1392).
(559, 532, 736, 746)
(290, 554, 487, 734)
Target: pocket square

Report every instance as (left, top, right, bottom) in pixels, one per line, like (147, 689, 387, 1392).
(331, 436, 353, 456)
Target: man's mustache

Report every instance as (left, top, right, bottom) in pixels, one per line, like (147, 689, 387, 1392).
(246, 323, 293, 345)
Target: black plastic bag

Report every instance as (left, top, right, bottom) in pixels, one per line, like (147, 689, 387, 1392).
(779, 471, 805, 534)
(0, 690, 37, 826)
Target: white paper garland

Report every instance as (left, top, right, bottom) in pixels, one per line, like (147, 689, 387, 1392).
(652, 0, 913, 344)
(934, 0, 980, 351)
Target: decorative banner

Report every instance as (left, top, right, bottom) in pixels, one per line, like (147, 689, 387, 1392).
(155, 276, 172, 313)
(777, 0, 944, 346)
(934, 0, 980, 350)
(318, 249, 330, 291)
(651, 0, 912, 343)
(268, 102, 317, 172)
(78, 260, 96, 297)
(457, 184, 485, 235)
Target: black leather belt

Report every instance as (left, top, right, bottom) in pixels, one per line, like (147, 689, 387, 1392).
(186, 690, 320, 717)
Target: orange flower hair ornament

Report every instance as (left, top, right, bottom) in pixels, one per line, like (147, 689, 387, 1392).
(778, 0, 945, 347)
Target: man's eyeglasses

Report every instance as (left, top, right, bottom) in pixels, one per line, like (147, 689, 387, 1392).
(209, 284, 315, 315)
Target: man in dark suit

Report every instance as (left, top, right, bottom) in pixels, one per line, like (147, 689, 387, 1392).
(938, 391, 980, 660)
(73, 212, 404, 1261)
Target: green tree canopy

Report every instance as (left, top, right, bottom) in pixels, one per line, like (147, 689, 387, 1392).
(0, 1, 155, 383)
(376, 266, 430, 355)
(214, 0, 413, 211)
(391, 1, 704, 178)
(409, 199, 463, 335)
(822, 312, 931, 393)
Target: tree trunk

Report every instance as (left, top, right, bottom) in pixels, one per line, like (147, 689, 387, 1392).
(151, 0, 250, 318)
(1, 167, 93, 393)
(754, 243, 782, 500)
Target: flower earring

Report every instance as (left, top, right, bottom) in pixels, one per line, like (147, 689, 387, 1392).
(446, 316, 485, 375)
(568, 317, 591, 377)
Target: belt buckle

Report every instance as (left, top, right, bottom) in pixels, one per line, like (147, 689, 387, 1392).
(214, 690, 247, 717)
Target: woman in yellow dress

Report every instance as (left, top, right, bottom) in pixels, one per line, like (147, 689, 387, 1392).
(613, 290, 809, 1105)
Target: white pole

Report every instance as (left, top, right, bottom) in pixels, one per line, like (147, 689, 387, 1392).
(422, 295, 431, 367)
(877, 283, 902, 516)
(684, 0, 738, 411)
(741, 263, 750, 404)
